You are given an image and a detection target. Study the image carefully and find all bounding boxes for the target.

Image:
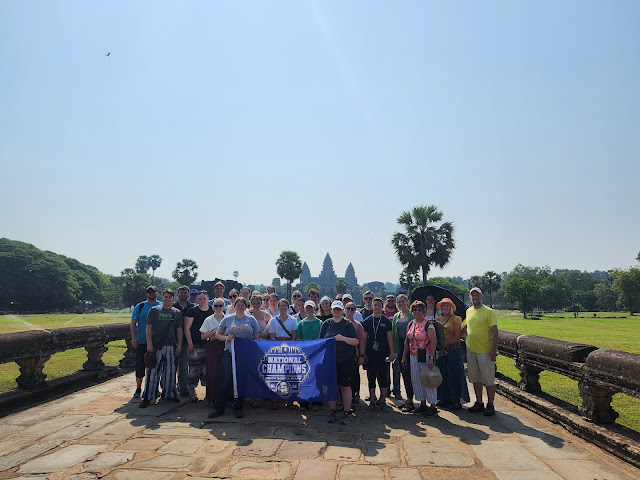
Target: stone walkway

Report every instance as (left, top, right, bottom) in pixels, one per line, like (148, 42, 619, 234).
(0, 373, 638, 480)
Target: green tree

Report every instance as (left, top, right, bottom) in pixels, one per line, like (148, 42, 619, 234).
(376, 286, 389, 300)
(172, 259, 198, 286)
(611, 268, 640, 314)
(122, 273, 152, 308)
(350, 285, 363, 305)
(593, 282, 618, 311)
(428, 277, 467, 299)
(537, 275, 572, 311)
(482, 271, 501, 308)
(334, 279, 349, 296)
(304, 282, 322, 297)
(275, 251, 303, 300)
(135, 255, 150, 274)
(391, 205, 455, 283)
(504, 277, 540, 318)
(121, 268, 135, 277)
(148, 255, 162, 283)
(399, 268, 419, 295)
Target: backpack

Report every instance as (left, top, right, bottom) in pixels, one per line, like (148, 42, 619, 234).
(408, 319, 446, 354)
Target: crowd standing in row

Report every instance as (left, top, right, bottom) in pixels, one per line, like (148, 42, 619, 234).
(130, 282, 498, 425)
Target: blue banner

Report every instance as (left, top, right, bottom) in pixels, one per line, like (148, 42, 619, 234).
(232, 338, 337, 401)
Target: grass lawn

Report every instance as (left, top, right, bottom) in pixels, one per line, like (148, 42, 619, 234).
(0, 312, 131, 393)
(495, 310, 640, 431)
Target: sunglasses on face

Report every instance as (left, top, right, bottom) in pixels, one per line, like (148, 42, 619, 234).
(364, 297, 373, 301)
(214, 304, 224, 308)
(346, 307, 356, 311)
(412, 307, 424, 312)
(229, 295, 238, 298)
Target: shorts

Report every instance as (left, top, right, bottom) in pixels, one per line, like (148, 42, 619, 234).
(366, 358, 390, 389)
(336, 358, 357, 388)
(466, 351, 495, 386)
(135, 344, 147, 378)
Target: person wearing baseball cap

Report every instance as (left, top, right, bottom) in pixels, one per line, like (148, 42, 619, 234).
(130, 286, 162, 399)
(461, 287, 498, 416)
(297, 300, 323, 412)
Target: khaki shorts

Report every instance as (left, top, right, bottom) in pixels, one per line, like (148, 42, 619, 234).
(466, 351, 495, 386)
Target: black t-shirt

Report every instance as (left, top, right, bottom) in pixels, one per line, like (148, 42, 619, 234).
(360, 307, 373, 319)
(186, 306, 214, 347)
(362, 315, 392, 358)
(319, 318, 358, 363)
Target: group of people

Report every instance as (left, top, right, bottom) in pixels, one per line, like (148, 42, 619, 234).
(130, 281, 498, 425)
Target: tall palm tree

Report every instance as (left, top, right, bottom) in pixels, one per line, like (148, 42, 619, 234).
(148, 255, 162, 283)
(172, 259, 198, 286)
(482, 271, 501, 307)
(276, 251, 303, 300)
(391, 205, 455, 284)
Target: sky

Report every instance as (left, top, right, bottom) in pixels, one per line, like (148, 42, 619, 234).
(1, 1, 639, 287)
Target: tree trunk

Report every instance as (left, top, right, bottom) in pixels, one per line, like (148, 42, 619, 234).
(286, 281, 292, 302)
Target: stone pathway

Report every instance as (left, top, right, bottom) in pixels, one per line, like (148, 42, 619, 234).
(0, 373, 638, 480)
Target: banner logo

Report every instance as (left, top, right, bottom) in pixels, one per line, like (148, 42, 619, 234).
(258, 343, 311, 398)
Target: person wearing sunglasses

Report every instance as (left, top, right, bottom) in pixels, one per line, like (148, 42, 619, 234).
(362, 298, 395, 412)
(401, 300, 438, 416)
(359, 291, 374, 320)
(344, 301, 367, 409)
(290, 291, 303, 314)
(226, 289, 240, 316)
(184, 290, 214, 403)
(249, 294, 272, 340)
(392, 294, 414, 409)
(199, 299, 226, 407)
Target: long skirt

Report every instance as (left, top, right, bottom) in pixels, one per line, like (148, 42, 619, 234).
(409, 354, 437, 404)
(436, 347, 470, 406)
(205, 340, 224, 403)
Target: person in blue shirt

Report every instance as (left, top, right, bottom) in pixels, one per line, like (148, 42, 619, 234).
(130, 286, 162, 399)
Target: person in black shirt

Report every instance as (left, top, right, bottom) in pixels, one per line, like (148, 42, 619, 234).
(172, 285, 195, 397)
(362, 297, 395, 412)
(184, 290, 214, 403)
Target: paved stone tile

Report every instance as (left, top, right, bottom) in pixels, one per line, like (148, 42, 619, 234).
(324, 446, 361, 461)
(293, 460, 337, 480)
(19, 444, 107, 474)
(319, 431, 362, 445)
(203, 438, 237, 453)
(115, 400, 181, 417)
(472, 441, 552, 472)
(514, 432, 591, 460)
(0, 440, 63, 470)
(278, 441, 326, 459)
(84, 452, 134, 471)
(0, 435, 44, 459)
(41, 415, 120, 442)
(389, 468, 421, 480)
(228, 460, 292, 479)
(115, 438, 166, 451)
(65, 474, 98, 480)
(158, 438, 206, 454)
(234, 438, 283, 457)
(22, 415, 91, 437)
(3, 392, 104, 426)
(143, 422, 211, 437)
(363, 442, 400, 465)
(274, 426, 318, 441)
(85, 419, 147, 441)
(101, 470, 175, 480)
(494, 472, 564, 480)
(338, 465, 384, 480)
(403, 436, 475, 467)
(544, 458, 636, 480)
(134, 454, 194, 469)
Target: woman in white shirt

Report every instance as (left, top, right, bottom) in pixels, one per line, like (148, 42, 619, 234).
(269, 299, 298, 409)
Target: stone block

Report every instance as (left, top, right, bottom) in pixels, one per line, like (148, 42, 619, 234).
(42, 414, 120, 442)
(544, 458, 636, 480)
(234, 438, 283, 457)
(115, 438, 166, 451)
(324, 446, 361, 461)
(102, 470, 175, 480)
(363, 442, 400, 465)
(84, 452, 134, 471)
(403, 436, 474, 467)
(229, 460, 292, 479)
(293, 460, 337, 480)
(23, 415, 90, 437)
(389, 468, 422, 480)
(0, 440, 63, 470)
(134, 454, 194, 469)
(86, 419, 147, 441)
(19, 444, 107, 474)
(158, 438, 206, 454)
(338, 465, 384, 480)
(278, 441, 326, 459)
(143, 422, 212, 437)
(472, 441, 551, 472)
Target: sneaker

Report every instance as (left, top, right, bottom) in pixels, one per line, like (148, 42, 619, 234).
(451, 402, 462, 410)
(340, 412, 351, 425)
(379, 403, 390, 413)
(415, 405, 428, 414)
(366, 402, 376, 412)
(327, 410, 337, 423)
(133, 387, 141, 399)
(166, 397, 180, 403)
(484, 404, 495, 416)
(393, 391, 403, 400)
(139, 399, 150, 408)
(401, 402, 415, 413)
(208, 409, 224, 418)
(468, 402, 485, 413)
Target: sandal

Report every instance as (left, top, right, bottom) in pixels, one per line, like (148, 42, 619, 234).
(401, 403, 414, 413)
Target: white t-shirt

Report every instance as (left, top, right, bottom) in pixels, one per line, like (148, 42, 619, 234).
(199, 315, 221, 335)
(269, 315, 298, 339)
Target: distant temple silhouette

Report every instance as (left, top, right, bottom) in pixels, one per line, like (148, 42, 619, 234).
(298, 253, 357, 297)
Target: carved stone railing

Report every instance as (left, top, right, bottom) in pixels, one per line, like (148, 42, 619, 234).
(497, 331, 640, 424)
(0, 323, 134, 390)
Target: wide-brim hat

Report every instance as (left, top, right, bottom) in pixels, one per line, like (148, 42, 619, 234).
(420, 365, 443, 389)
(436, 297, 456, 312)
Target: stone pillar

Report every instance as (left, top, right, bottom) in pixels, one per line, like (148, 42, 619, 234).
(516, 360, 542, 393)
(578, 381, 618, 423)
(15, 353, 52, 389)
(83, 344, 108, 370)
(119, 338, 137, 368)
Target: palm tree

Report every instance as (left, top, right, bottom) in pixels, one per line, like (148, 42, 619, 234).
(391, 205, 455, 284)
(482, 271, 501, 307)
(172, 259, 198, 286)
(148, 255, 162, 283)
(275, 251, 303, 300)
(135, 255, 150, 274)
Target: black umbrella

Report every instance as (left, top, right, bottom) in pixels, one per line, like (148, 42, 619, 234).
(410, 285, 467, 320)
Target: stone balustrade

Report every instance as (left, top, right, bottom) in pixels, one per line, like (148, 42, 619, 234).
(0, 323, 134, 390)
(497, 330, 640, 424)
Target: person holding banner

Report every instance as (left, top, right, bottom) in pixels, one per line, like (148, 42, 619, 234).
(200, 299, 226, 406)
(345, 301, 367, 409)
(269, 299, 298, 410)
(319, 300, 359, 425)
(297, 300, 323, 411)
(208, 296, 260, 419)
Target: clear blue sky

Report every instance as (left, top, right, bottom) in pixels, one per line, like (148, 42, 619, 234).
(1, 1, 639, 286)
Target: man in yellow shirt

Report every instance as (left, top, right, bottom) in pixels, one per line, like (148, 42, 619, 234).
(461, 287, 498, 416)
